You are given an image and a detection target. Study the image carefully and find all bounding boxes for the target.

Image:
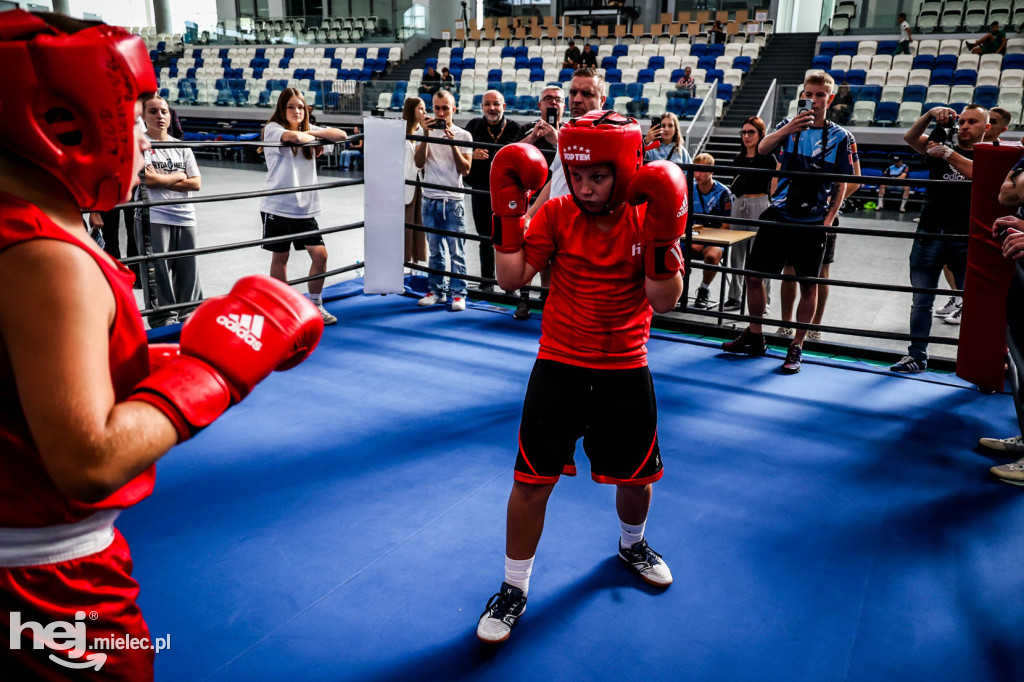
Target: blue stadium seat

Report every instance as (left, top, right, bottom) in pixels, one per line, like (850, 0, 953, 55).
(974, 85, 999, 108)
(929, 68, 954, 85)
(828, 69, 846, 84)
(605, 68, 622, 83)
(627, 98, 649, 117)
(451, 58, 464, 70)
(858, 85, 882, 102)
(462, 58, 476, 69)
(255, 48, 266, 59)
(1004, 53, 1024, 69)
(451, 47, 463, 59)
(472, 93, 483, 111)
(625, 82, 644, 100)
(390, 91, 405, 110)
(488, 69, 503, 82)
(612, 44, 629, 57)
(219, 48, 230, 58)
(667, 98, 686, 116)
(601, 56, 618, 69)
(858, 167, 883, 190)
(837, 41, 858, 56)
(934, 54, 957, 70)
(258, 90, 272, 106)
(603, 96, 615, 110)
(609, 82, 627, 98)
(514, 46, 528, 58)
(878, 40, 898, 54)
(819, 41, 838, 57)
(637, 69, 655, 83)
(717, 83, 734, 102)
(874, 101, 899, 125)
(953, 69, 977, 85)
(450, 68, 462, 81)
(670, 69, 688, 81)
(501, 46, 515, 59)
(528, 57, 543, 69)
(948, 102, 967, 113)
(690, 44, 707, 59)
(530, 68, 545, 82)
(559, 68, 574, 81)
(648, 56, 665, 70)
(922, 101, 946, 113)
(902, 85, 927, 103)
(697, 57, 718, 70)
(812, 55, 832, 70)
(684, 98, 704, 119)
(502, 81, 517, 98)
(358, 69, 372, 81)
(514, 57, 529, 70)
(705, 69, 725, 84)
(732, 56, 752, 72)
(845, 69, 866, 85)
(706, 44, 725, 58)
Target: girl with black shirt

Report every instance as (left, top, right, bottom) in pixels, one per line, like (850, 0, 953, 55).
(726, 117, 778, 311)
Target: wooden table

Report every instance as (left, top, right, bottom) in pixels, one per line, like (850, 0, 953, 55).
(686, 227, 758, 323)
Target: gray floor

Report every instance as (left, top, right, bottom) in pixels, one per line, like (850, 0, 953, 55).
(126, 158, 960, 362)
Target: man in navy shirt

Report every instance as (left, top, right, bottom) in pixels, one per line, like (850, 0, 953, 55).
(879, 156, 909, 213)
(723, 71, 855, 374)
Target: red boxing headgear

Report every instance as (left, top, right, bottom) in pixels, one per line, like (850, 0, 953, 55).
(559, 110, 643, 215)
(0, 11, 157, 211)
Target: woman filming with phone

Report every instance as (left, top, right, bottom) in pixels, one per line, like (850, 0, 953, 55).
(643, 113, 692, 165)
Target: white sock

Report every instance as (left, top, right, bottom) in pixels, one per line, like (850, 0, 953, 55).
(620, 520, 646, 549)
(308, 293, 322, 305)
(900, 199, 908, 208)
(504, 555, 534, 595)
(698, 282, 709, 291)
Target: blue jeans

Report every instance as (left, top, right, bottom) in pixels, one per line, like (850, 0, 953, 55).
(422, 197, 468, 296)
(340, 150, 362, 170)
(907, 232, 967, 361)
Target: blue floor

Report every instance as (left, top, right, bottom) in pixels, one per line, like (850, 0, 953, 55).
(122, 284, 1024, 681)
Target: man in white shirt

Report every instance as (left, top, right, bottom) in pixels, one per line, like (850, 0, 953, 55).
(414, 89, 474, 311)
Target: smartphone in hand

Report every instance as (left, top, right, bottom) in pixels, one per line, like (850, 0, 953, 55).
(545, 108, 558, 126)
(798, 99, 813, 114)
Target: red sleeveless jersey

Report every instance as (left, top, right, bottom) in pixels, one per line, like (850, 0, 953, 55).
(0, 194, 155, 527)
(524, 196, 653, 369)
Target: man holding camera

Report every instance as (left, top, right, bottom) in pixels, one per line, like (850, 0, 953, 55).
(890, 104, 989, 372)
(465, 90, 525, 293)
(414, 90, 474, 311)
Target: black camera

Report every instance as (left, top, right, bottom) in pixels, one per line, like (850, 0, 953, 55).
(928, 119, 958, 147)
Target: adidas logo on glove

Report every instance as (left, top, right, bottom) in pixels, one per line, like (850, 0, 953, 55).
(216, 313, 264, 351)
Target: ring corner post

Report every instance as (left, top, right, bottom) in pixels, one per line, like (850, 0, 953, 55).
(362, 116, 406, 295)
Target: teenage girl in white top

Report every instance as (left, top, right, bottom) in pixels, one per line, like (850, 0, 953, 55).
(260, 87, 347, 324)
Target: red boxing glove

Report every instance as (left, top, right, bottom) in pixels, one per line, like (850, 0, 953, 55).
(627, 160, 689, 280)
(129, 275, 324, 441)
(489, 143, 549, 253)
(148, 343, 180, 373)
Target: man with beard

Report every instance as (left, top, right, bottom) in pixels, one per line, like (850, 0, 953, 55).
(465, 90, 524, 293)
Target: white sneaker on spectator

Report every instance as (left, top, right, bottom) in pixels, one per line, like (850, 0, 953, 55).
(775, 326, 794, 337)
(979, 435, 1024, 455)
(807, 330, 822, 341)
(943, 306, 962, 325)
(316, 304, 337, 326)
(935, 296, 960, 317)
(451, 295, 466, 311)
(418, 292, 446, 306)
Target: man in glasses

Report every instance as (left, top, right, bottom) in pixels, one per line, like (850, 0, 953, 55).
(465, 90, 525, 293)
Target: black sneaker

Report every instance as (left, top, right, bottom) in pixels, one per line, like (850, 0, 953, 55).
(890, 355, 926, 373)
(618, 538, 673, 587)
(693, 287, 713, 309)
(781, 343, 802, 374)
(513, 297, 531, 321)
(476, 582, 527, 643)
(722, 329, 767, 356)
(722, 297, 742, 311)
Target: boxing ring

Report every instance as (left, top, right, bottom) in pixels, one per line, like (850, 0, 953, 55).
(117, 124, 1024, 680)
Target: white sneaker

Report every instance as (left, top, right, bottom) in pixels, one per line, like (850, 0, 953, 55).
(979, 435, 1024, 455)
(418, 292, 446, 306)
(943, 305, 962, 325)
(935, 296, 961, 317)
(775, 326, 794, 337)
(619, 539, 673, 587)
(316, 304, 337, 326)
(806, 330, 822, 341)
(451, 295, 466, 311)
